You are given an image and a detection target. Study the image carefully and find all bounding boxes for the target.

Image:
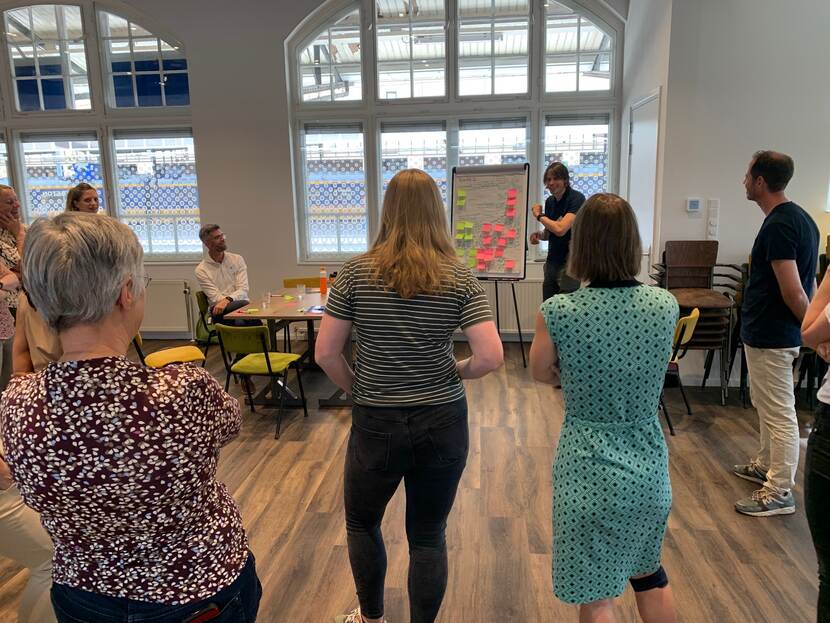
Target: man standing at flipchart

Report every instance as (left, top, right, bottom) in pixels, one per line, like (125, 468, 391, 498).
(530, 162, 585, 300)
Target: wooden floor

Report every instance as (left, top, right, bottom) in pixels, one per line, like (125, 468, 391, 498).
(0, 342, 819, 622)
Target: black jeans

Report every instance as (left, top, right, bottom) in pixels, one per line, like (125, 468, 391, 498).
(212, 299, 260, 327)
(542, 261, 580, 301)
(807, 404, 830, 623)
(344, 397, 469, 623)
(51, 552, 261, 623)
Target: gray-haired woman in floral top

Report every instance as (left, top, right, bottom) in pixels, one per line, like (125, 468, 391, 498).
(0, 213, 261, 623)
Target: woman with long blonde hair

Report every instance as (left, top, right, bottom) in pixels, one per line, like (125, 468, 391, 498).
(317, 169, 503, 623)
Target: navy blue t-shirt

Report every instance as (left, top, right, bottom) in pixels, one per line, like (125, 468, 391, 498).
(544, 187, 586, 265)
(741, 201, 819, 348)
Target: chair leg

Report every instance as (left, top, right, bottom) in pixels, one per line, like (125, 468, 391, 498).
(275, 374, 287, 439)
(296, 366, 308, 418)
(243, 375, 256, 413)
(677, 376, 692, 415)
(660, 395, 675, 436)
(701, 350, 715, 389)
(224, 371, 230, 392)
(202, 340, 211, 367)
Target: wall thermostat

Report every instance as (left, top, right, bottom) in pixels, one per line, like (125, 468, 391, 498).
(686, 197, 702, 213)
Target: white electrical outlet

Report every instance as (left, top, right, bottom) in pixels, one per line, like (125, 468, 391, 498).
(706, 198, 720, 240)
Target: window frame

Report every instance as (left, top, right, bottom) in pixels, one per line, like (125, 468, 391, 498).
(0, 1, 197, 263)
(288, 0, 622, 264)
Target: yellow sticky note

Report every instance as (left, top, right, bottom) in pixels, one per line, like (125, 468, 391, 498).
(455, 233, 465, 240)
(456, 248, 466, 258)
(458, 189, 467, 198)
(455, 221, 466, 231)
(282, 294, 295, 300)
(457, 198, 466, 207)
(247, 308, 260, 313)
(467, 257, 476, 268)
(464, 233, 473, 240)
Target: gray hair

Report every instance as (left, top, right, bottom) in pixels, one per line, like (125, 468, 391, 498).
(23, 213, 144, 332)
(199, 223, 220, 243)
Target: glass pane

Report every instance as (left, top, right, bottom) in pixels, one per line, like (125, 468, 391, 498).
(41, 78, 66, 110)
(113, 135, 200, 256)
(546, 15, 578, 54)
(0, 143, 9, 187)
(101, 11, 129, 38)
(135, 73, 162, 106)
(128, 21, 153, 38)
(378, 62, 411, 99)
(579, 52, 610, 91)
(303, 127, 367, 255)
(579, 19, 608, 52)
(459, 57, 491, 96)
(380, 127, 447, 203)
(545, 54, 577, 92)
(546, 1, 574, 16)
(68, 40, 86, 75)
(494, 0, 529, 18)
(61, 5, 83, 39)
(131, 37, 160, 59)
(331, 18, 361, 102)
(36, 39, 62, 75)
(70, 75, 91, 109)
(459, 121, 528, 167)
(107, 39, 131, 71)
(21, 138, 105, 221)
(494, 20, 527, 94)
(29, 5, 57, 39)
(458, 0, 491, 18)
(376, 23, 409, 99)
(16, 79, 40, 111)
(332, 65, 361, 101)
(163, 73, 190, 106)
(5, 7, 32, 39)
(301, 65, 332, 102)
(411, 23, 444, 96)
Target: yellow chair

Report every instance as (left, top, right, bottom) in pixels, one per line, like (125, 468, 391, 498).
(132, 334, 206, 368)
(216, 324, 307, 439)
(660, 308, 700, 435)
(283, 277, 320, 289)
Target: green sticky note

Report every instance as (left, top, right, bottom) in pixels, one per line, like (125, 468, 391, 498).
(457, 199, 466, 207)
(458, 189, 467, 198)
(464, 233, 473, 240)
(467, 257, 476, 268)
(456, 248, 466, 258)
(455, 232, 465, 240)
(455, 221, 466, 231)
(464, 220, 474, 229)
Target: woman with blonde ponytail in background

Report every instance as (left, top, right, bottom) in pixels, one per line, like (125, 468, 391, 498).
(316, 169, 503, 623)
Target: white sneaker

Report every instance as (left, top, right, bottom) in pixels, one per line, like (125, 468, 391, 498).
(334, 607, 387, 623)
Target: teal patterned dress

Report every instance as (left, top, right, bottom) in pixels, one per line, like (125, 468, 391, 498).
(541, 282, 678, 604)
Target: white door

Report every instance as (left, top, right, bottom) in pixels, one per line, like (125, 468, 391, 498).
(627, 92, 660, 279)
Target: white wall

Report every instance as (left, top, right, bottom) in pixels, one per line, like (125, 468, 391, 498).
(658, 0, 830, 263)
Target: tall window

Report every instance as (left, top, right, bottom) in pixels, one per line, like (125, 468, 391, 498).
(4, 5, 90, 111)
(301, 124, 367, 255)
(21, 134, 105, 219)
(113, 131, 200, 255)
(290, 0, 619, 262)
(0, 3, 198, 260)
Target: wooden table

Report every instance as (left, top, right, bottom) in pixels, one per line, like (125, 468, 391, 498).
(225, 289, 350, 408)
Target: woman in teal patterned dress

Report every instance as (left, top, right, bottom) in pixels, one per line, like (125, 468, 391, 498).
(530, 193, 679, 623)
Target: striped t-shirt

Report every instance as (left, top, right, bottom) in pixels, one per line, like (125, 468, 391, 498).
(326, 255, 493, 407)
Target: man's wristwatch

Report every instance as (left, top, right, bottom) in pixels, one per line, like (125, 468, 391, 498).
(536, 212, 544, 222)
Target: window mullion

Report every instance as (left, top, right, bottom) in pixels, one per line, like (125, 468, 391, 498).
(100, 126, 118, 219)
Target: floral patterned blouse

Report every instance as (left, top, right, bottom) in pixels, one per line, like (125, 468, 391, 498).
(0, 263, 14, 340)
(0, 357, 249, 604)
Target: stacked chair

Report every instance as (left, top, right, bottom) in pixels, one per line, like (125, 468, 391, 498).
(660, 308, 700, 435)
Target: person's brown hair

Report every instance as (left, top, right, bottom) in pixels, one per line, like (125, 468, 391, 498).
(543, 161, 570, 187)
(750, 150, 794, 193)
(65, 182, 96, 212)
(364, 169, 457, 299)
(567, 193, 642, 283)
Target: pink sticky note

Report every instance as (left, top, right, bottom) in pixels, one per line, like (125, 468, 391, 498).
(482, 223, 492, 233)
(505, 208, 516, 218)
(507, 188, 518, 198)
(495, 248, 505, 258)
(482, 236, 492, 246)
(485, 249, 494, 260)
(505, 260, 515, 270)
(506, 228, 517, 239)
(476, 249, 486, 260)
(506, 197, 517, 207)
(493, 224, 504, 233)
(477, 262, 486, 271)
(497, 237, 507, 247)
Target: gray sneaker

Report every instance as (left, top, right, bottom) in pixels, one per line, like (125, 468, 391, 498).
(733, 462, 768, 485)
(735, 488, 795, 516)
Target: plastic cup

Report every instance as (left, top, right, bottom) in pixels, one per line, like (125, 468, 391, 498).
(296, 284, 307, 300)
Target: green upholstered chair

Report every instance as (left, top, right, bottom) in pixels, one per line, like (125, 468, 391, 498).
(216, 324, 307, 439)
(195, 290, 218, 365)
(133, 334, 206, 368)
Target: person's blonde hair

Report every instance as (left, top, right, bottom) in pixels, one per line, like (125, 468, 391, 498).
(567, 193, 642, 283)
(65, 182, 96, 212)
(365, 169, 457, 299)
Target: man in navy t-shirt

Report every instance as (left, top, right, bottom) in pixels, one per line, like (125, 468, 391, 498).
(734, 150, 819, 517)
(530, 162, 585, 301)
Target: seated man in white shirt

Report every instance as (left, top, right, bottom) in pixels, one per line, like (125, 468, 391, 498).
(195, 224, 258, 326)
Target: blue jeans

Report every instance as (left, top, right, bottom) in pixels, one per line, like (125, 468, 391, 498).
(50, 552, 261, 623)
(344, 397, 469, 623)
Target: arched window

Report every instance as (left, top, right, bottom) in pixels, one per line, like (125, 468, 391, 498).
(288, 0, 621, 262)
(0, 2, 200, 259)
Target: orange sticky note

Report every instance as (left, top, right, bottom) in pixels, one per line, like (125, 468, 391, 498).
(506, 197, 517, 206)
(507, 188, 518, 198)
(505, 260, 515, 270)
(497, 237, 507, 247)
(505, 208, 516, 218)
(482, 223, 492, 233)
(506, 228, 517, 239)
(483, 236, 492, 245)
(495, 248, 504, 258)
(493, 224, 504, 233)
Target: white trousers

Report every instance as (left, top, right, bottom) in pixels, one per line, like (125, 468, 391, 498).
(745, 345, 801, 494)
(0, 485, 56, 623)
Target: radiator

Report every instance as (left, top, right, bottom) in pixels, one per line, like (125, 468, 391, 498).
(140, 280, 194, 338)
(480, 280, 541, 341)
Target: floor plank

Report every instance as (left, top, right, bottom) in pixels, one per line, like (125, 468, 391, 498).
(0, 341, 818, 622)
